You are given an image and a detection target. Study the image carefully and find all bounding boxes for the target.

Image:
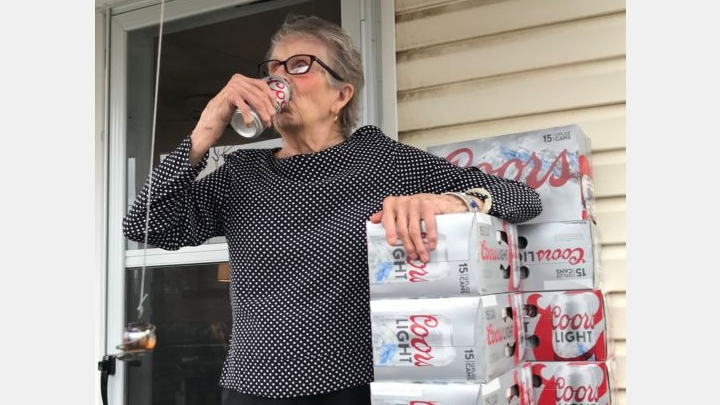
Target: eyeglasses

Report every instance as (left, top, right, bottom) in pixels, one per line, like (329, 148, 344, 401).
(258, 54, 344, 81)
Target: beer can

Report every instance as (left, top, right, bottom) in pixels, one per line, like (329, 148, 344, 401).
(230, 75, 291, 138)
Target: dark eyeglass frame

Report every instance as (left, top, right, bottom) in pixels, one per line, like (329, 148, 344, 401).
(257, 54, 345, 82)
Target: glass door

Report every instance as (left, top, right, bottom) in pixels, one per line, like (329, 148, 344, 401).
(101, 0, 395, 403)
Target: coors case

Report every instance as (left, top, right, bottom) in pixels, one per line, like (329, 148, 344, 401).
(371, 294, 524, 383)
(522, 289, 612, 361)
(371, 363, 534, 405)
(367, 212, 522, 299)
(518, 220, 603, 292)
(427, 125, 595, 225)
(530, 361, 618, 405)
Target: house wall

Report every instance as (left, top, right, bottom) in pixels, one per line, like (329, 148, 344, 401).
(392, 0, 626, 403)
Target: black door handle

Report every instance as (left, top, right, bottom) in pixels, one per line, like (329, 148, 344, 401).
(97, 355, 116, 405)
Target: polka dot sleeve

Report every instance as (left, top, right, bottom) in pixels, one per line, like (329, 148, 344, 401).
(122, 136, 225, 250)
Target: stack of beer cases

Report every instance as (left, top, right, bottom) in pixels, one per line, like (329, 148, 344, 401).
(427, 125, 619, 405)
(366, 212, 533, 405)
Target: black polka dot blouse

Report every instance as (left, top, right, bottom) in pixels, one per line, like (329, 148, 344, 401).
(123, 125, 542, 399)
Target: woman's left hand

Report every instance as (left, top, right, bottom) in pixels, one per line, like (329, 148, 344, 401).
(368, 193, 469, 263)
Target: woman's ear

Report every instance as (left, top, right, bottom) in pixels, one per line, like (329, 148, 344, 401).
(334, 82, 355, 111)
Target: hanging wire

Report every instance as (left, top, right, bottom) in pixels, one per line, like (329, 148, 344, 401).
(138, 0, 166, 322)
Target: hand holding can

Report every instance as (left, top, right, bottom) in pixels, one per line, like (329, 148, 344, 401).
(230, 75, 291, 138)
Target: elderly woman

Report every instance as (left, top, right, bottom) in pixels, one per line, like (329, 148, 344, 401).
(124, 14, 542, 405)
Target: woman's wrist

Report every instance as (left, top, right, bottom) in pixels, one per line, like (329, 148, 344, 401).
(189, 128, 215, 166)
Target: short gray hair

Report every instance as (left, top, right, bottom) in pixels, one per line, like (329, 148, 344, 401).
(267, 15, 364, 138)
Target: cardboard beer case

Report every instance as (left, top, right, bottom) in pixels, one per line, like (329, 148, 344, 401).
(427, 125, 595, 225)
(371, 363, 534, 405)
(371, 293, 525, 383)
(367, 212, 522, 299)
(522, 289, 613, 362)
(529, 360, 618, 405)
(517, 219, 603, 292)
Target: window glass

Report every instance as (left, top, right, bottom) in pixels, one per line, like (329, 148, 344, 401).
(125, 263, 231, 405)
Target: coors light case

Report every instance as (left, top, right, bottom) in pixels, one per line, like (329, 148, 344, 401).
(367, 212, 522, 298)
(371, 363, 534, 405)
(522, 289, 613, 361)
(529, 360, 618, 405)
(371, 294, 525, 383)
(427, 124, 595, 225)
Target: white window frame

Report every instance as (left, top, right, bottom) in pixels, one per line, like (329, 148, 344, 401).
(97, 0, 396, 403)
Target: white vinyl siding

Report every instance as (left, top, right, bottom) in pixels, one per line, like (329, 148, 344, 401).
(393, 0, 627, 403)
